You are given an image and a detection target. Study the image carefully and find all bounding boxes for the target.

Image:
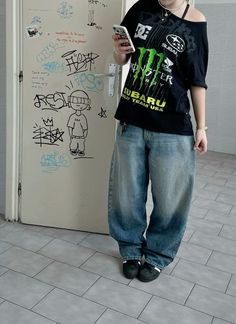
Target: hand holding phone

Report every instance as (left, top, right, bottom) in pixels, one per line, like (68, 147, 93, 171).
(112, 25, 135, 53)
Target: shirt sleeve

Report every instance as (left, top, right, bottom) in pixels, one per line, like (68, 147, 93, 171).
(185, 23, 209, 89)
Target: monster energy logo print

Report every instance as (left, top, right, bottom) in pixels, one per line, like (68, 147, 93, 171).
(132, 47, 165, 89)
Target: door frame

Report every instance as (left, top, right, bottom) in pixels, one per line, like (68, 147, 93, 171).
(5, 0, 22, 222)
(5, 0, 127, 223)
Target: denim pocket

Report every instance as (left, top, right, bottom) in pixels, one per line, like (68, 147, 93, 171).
(117, 122, 128, 136)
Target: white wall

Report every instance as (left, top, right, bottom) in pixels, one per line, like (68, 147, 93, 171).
(196, 0, 236, 154)
(0, 0, 6, 215)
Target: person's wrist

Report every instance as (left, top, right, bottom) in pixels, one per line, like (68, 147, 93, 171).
(113, 47, 120, 55)
(196, 125, 208, 131)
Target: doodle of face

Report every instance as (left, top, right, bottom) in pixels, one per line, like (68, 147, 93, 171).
(68, 90, 91, 111)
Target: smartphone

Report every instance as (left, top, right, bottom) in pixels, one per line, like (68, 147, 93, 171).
(112, 24, 135, 53)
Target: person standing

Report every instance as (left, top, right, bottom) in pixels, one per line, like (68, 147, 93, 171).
(108, 0, 208, 282)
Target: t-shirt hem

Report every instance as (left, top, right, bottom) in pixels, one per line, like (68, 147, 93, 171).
(115, 117, 194, 136)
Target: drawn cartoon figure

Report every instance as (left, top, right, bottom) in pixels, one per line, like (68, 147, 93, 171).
(67, 90, 91, 157)
(87, 0, 98, 26)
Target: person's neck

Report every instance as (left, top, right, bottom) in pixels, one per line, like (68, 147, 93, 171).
(158, 0, 187, 12)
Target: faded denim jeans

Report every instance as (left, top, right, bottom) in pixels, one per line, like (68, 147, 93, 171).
(108, 123, 195, 269)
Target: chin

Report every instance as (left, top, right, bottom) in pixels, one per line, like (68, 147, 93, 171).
(160, 0, 176, 4)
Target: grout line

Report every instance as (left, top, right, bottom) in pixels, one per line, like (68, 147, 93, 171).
(224, 273, 233, 294)
(35, 237, 57, 253)
(136, 294, 153, 320)
(32, 259, 55, 278)
(0, 243, 13, 256)
(94, 307, 108, 324)
(183, 282, 196, 306)
(78, 250, 97, 269)
(76, 232, 91, 245)
(169, 257, 181, 275)
(30, 286, 55, 310)
(0, 298, 57, 323)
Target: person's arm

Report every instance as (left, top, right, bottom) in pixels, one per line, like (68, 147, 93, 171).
(190, 85, 207, 155)
(112, 34, 132, 65)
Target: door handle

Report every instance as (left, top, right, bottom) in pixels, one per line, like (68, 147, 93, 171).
(94, 73, 116, 77)
(94, 64, 118, 97)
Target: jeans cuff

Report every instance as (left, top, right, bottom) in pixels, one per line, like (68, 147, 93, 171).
(145, 258, 162, 270)
(122, 256, 142, 262)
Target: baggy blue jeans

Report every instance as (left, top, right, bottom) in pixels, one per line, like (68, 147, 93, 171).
(108, 123, 195, 269)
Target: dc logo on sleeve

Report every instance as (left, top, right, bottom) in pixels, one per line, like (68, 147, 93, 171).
(134, 23, 152, 40)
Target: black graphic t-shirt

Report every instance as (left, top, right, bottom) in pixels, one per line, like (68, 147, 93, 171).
(115, 0, 208, 135)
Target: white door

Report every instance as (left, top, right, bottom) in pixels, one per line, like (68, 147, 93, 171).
(20, 0, 123, 233)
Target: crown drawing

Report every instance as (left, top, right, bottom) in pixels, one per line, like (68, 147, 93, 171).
(42, 118, 54, 127)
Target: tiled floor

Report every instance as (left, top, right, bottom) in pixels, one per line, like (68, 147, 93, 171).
(0, 151, 236, 324)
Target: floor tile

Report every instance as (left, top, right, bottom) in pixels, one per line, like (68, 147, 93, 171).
(217, 193, 236, 206)
(193, 189, 218, 201)
(0, 226, 53, 252)
(205, 210, 236, 227)
(0, 241, 11, 254)
(84, 277, 151, 318)
(33, 288, 105, 324)
(130, 272, 194, 305)
(226, 275, 236, 297)
(182, 229, 194, 242)
(189, 206, 208, 219)
(196, 175, 227, 187)
(40, 227, 89, 244)
(96, 309, 145, 324)
(80, 252, 130, 284)
(204, 184, 236, 197)
(186, 285, 236, 323)
(0, 223, 25, 233)
(35, 261, 99, 296)
(0, 270, 53, 309)
(207, 251, 236, 275)
(80, 234, 120, 258)
(203, 165, 235, 175)
(189, 231, 236, 255)
(219, 225, 236, 240)
(13, 222, 45, 232)
(187, 218, 223, 236)
(172, 259, 231, 292)
(193, 198, 232, 214)
(196, 169, 216, 177)
(215, 173, 236, 181)
(194, 179, 206, 190)
(140, 296, 212, 324)
(0, 265, 8, 276)
(161, 257, 179, 275)
(226, 181, 236, 189)
(0, 216, 5, 226)
(212, 319, 232, 324)
(38, 239, 94, 267)
(0, 246, 53, 276)
(0, 301, 56, 324)
(0, 222, 5, 229)
(177, 242, 212, 264)
(230, 206, 236, 217)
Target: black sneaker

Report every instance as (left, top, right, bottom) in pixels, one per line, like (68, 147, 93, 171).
(138, 262, 161, 282)
(123, 260, 141, 279)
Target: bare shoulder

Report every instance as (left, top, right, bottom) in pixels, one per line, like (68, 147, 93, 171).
(186, 5, 206, 22)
